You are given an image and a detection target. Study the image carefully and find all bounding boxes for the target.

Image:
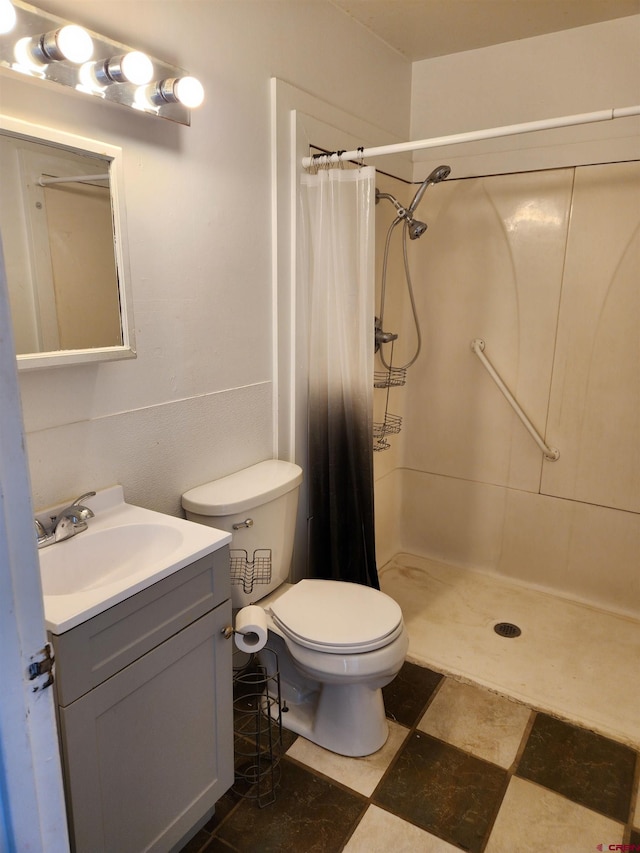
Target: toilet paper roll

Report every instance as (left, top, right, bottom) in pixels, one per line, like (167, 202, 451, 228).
(234, 605, 268, 653)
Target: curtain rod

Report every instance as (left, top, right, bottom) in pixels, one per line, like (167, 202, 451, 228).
(301, 105, 640, 168)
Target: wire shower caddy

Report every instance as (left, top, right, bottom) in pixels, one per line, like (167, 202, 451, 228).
(373, 340, 404, 451)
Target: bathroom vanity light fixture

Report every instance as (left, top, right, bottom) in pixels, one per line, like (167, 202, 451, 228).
(0, 1, 204, 125)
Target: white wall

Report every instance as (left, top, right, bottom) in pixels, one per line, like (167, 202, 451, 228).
(1, 1, 411, 516)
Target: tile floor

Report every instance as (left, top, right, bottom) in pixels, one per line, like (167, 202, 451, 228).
(181, 661, 640, 853)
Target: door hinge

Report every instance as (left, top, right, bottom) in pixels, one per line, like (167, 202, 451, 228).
(28, 643, 55, 692)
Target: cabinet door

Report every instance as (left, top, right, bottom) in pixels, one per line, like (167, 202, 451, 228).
(59, 603, 233, 853)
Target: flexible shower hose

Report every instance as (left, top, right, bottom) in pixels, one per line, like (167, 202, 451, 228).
(377, 217, 422, 371)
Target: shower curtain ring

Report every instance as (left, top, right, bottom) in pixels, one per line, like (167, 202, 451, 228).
(309, 151, 328, 174)
(357, 146, 364, 169)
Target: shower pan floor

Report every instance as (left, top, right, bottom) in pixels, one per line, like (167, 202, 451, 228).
(379, 553, 640, 750)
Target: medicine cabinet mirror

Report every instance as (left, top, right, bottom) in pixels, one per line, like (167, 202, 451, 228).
(0, 115, 135, 369)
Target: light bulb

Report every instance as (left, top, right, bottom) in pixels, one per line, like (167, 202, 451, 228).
(120, 51, 153, 85)
(174, 76, 204, 108)
(14, 36, 44, 72)
(93, 51, 153, 86)
(142, 76, 205, 110)
(133, 84, 157, 111)
(32, 25, 93, 64)
(78, 61, 105, 94)
(55, 25, 93, 62)
(0, 0, 16, 34)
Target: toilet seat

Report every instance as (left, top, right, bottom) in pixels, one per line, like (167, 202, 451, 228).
(267, 579, 403, 654)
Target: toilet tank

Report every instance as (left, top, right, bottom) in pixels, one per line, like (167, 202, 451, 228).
(182, 460, 303, 608)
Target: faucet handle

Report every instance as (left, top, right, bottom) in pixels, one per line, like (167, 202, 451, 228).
(57, 491, 96, 526)
(35, 518, 55, 548)
(35, 518, 47, 539)
(69, 491, 96, 522)
(71, 491, 96, 507)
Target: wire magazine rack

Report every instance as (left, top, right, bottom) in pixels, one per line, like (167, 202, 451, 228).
(232, 647, 283, 807)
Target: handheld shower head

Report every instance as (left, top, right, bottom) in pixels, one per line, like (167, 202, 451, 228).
(407, 164, 451, 215)
(427, 164, 452, 184)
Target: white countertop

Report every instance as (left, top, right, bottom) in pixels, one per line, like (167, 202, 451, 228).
(39, 486, 231, 634)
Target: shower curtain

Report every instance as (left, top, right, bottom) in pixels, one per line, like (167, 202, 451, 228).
(300, 164, 379, 589)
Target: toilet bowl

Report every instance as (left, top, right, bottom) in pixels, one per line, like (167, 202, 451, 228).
(182, 460, 408, 756)
(259, 579, 408, 756)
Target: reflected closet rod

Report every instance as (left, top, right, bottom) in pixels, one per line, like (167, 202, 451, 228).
(301, 105, 640, 167)
(38, 174, 109, 186)
(471, 339, 560, 461)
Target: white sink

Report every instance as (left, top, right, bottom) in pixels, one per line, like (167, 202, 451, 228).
(38, 486, 231, 634)
(40, 523, 185, 596)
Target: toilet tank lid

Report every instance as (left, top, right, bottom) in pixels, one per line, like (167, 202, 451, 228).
(182, 460, 303, 516)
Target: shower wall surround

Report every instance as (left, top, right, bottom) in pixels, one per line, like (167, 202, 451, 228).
(374, 161, 640, 619)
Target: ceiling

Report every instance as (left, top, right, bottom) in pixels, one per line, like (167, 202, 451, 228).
(329, 0, 640, 61)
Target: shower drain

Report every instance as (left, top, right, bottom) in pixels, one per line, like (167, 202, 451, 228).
(494, 622, 522, 638)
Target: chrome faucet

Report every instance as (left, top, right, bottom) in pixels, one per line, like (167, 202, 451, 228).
(35, 491, 96, 549)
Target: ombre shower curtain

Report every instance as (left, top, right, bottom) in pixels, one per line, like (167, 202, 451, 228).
(300, 164, 379, 588)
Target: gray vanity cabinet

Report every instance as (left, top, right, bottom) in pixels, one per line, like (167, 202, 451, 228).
(49, 549, 233, 853)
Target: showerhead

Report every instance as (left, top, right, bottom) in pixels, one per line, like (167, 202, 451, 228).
(407, 164, 451, 215)
(408, 218, 427, 240)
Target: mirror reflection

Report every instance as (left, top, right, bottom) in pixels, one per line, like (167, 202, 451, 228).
(0, 117, 134, 368)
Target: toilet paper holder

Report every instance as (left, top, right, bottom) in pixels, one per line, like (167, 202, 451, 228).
(222, 625, 262, 644)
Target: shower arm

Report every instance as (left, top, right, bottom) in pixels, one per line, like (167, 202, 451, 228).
(376, 190, 409, 219)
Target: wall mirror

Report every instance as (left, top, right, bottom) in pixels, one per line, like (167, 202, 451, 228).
(0, 115, 135, 369)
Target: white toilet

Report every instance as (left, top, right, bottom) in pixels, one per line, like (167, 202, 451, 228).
(182, 459, 408, 757)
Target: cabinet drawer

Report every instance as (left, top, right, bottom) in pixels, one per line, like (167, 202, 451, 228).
(51, 547, 230, 706)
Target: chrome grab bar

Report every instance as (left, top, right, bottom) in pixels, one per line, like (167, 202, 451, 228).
(471, 339, 559, 461)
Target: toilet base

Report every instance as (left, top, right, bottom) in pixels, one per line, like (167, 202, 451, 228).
(269, 680, 389, 757)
